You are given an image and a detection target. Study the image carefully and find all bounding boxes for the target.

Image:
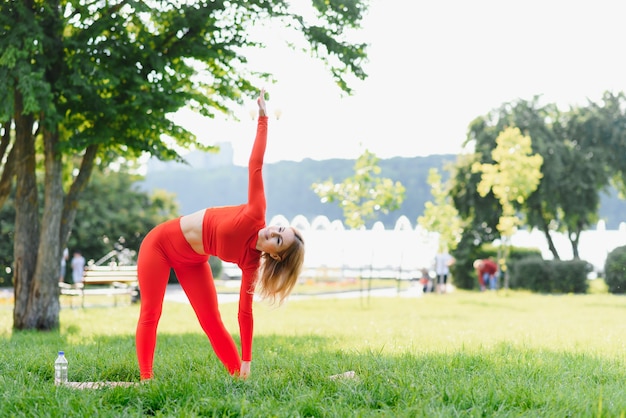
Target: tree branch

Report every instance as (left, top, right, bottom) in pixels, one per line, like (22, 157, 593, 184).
(0, 128, 16, 207)
(60, 143, 99, 246)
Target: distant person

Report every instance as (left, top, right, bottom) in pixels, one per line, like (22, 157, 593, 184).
(135, 89, 305, 381)
(71, 251, 86, 285)
(434, 249, 455, 293)
(59, 247, 69, 282)
(473, 258, 498, 291)
(418, 267, 433, 293)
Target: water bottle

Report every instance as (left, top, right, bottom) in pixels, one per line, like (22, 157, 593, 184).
(54, 351, 68, 385)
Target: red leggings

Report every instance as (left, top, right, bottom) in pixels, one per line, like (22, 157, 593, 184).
(135, 218, 241, 379)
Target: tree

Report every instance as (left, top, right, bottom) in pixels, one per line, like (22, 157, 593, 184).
(473, 127, 543, 238)
(448, 152, 504, 290)
(450, 154, 502, 238)
(0, 0, 369, 330)
(551, 92, 626, 258)
(452, 96, 617, 264)
(418, 168, 462, 252)
(472, 126, 543, 287)
(312, 150, 405, 229)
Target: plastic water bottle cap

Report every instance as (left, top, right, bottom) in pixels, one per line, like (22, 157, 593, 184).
(59, 351, 64, 355)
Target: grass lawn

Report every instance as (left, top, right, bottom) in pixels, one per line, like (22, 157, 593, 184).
(1, 285, 625, 417)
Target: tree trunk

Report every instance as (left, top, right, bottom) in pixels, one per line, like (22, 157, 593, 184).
(12, 95, 43, 330)
(538, 214, 560, 260)
(13, 122, 67, 330)
(568, 228, 581, 260)
(60, 144, 98, 247)
(501, 238, 511, 289)
(0, 122, 16, 208)
(13, 0, 73, 330)
(30, 128, 65, 329)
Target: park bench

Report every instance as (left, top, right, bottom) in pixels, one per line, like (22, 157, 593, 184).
(59, 265, 140, 308)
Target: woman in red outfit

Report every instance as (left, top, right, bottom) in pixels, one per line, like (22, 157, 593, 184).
(135, 89, 305, 380)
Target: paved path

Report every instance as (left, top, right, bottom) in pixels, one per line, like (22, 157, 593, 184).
(163, 283, 423, 304)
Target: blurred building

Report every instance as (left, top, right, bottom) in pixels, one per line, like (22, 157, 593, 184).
(264, 216, 626, 279)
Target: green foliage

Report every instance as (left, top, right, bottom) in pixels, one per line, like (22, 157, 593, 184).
(509, 259, 590, 293)
(578, 92, 626, 197)
(70, 167, 178, 265)
(0, 0, 366, 159)
(471, 126, 543, 288)
(2, 0, 368, 161)
(448, 234, 479, 290)
(473, 126, 543, 237)
(0, 1, 53, 120)
(452, 95, 624, 262)
(450, 153, 502, 249)
(604, 245, 626, 294)
(506, 245, 543, 263)
(0, 0, 369, 330)
(418, 168, 462, 252)
(312, 150, 405, 229)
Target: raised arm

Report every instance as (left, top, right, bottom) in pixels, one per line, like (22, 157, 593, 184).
(247, 89, 268, 215)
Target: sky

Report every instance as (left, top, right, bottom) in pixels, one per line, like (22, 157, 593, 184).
(171, 0, 626, 166)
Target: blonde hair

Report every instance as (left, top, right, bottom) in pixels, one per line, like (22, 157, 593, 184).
(255, 226, 305, 305)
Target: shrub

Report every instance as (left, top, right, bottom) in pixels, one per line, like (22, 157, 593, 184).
(604, 245, 626, 294)
(509, 258, 549, 291)
(509, 259, 590, 293)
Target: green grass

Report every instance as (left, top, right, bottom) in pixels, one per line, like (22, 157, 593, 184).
(1, 288, 626, 417)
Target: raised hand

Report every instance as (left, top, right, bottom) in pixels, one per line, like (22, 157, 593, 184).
(257, 88, 267, 117)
